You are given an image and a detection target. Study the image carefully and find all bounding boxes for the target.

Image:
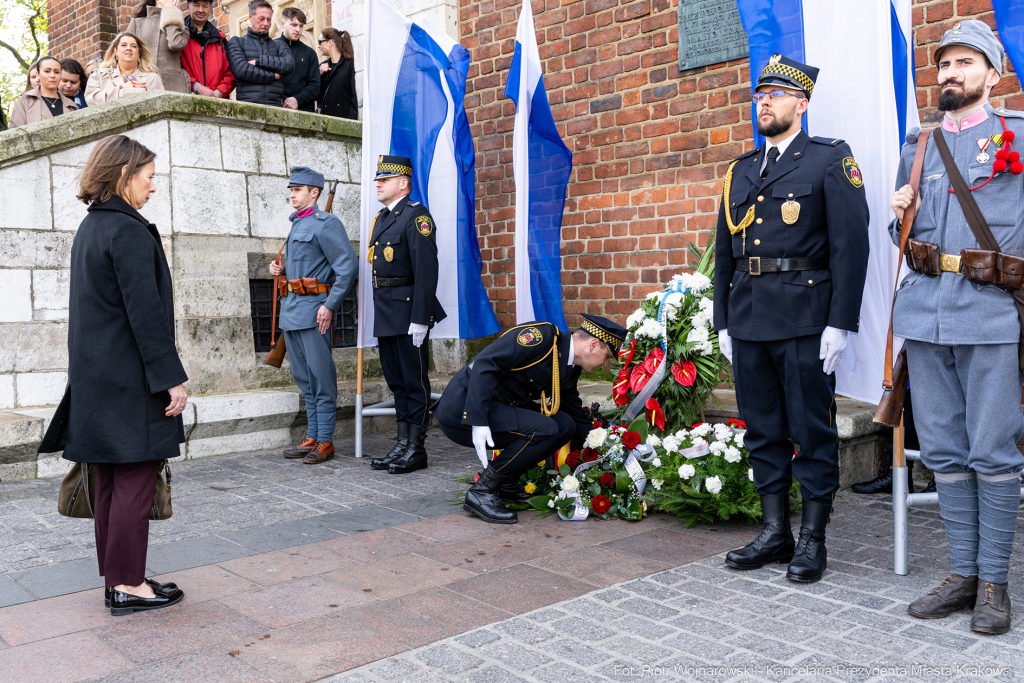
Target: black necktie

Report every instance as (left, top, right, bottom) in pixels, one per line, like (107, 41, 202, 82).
(379, 207, 391, 223)
(762, 146, 780, 180)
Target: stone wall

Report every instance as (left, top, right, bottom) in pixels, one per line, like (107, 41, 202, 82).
(0, 90, 365, 409)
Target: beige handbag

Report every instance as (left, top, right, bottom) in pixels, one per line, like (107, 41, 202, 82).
(58, 461, 173, 520)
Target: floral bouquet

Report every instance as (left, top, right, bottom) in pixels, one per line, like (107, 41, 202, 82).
(613, 240, 729, 434)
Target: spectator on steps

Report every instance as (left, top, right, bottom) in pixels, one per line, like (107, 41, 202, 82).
(180, 0, 235, 98)
(9, 56, 78, 127)
(60, 58, 90, 110)
(86, 32, 165, 105)
(25, 66, 39, 92)
(317, 28, 358, 120)
(277, 6, 319, 112)
(226, 0, 293, 107)
(128, 0, 191, 94)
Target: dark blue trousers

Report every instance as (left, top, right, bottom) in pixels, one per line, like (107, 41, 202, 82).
(440, 408, 576, 477)
(378, 333, 431, 426)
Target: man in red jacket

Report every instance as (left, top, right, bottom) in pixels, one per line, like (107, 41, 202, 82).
(181, 0, 235, 98)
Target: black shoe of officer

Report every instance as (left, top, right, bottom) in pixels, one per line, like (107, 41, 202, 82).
(852, 461, 915, 495)
(464, 465, 518, 524)
(372, 421, 411, 470)
(388, 424, 428, 474)
(498, 478, 533, 505)
(725, 494, 795, 570)
(787, 500, 832, 583)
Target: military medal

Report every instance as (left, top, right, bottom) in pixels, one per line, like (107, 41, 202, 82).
(781, 199, 801, 225)
(383, 246, 394, 262)
(977, 138, 991, 164)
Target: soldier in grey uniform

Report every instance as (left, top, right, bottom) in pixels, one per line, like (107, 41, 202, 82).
(271, 166, 358, 464)
(890, 21, 1024, 635)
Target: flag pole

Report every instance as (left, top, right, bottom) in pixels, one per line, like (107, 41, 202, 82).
(355, 346, 364, 457)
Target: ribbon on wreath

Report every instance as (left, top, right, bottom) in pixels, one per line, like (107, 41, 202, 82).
(622, 279, 689, 422)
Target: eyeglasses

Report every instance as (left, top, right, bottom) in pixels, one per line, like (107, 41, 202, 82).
(752, 90, 804, 105)
(319, 38, 330, 43)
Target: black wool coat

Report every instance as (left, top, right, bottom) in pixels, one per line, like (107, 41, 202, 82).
(318, 58, 358, 120)
(61, 196, 188, 464)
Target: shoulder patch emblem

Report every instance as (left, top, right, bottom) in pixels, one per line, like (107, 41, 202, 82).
(517, 327, 544, 347)
(842, 157, 863, 188)
(415, 215, 433, 236)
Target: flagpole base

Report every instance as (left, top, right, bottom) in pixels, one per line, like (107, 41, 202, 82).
(355, 393, 364, 458)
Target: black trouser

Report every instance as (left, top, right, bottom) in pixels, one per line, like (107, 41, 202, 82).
(378, 333, 431, 426)
(439, 408, 576, 478)
(733, 334, 839, 506)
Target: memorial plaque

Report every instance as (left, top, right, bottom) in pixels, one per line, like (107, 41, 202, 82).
(678, 0, 749, 71)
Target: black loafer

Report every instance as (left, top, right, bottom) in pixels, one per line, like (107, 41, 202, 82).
(110, 586, 184, 616)
(105, 579, 180, 608)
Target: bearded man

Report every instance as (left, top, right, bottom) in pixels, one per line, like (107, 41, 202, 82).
(890, 20, 1024, 635)
(714, 54, 870, 583)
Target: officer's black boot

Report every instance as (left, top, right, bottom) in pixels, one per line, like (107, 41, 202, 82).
(499, 478, 533, 505)
(464, 465, 518, 524)
(388, 424, 428, 474)
(371, 421, 410, 471)
(786, 500, 832, 583)
(725, 494, 795, 570)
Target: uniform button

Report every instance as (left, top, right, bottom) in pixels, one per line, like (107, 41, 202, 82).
(756, 218, 762, 224)
(729, 283, 733, 288)
(808, 279, 814, 284)
(788, 193, 793, 198)
(754, 239, 760, 246)
(375, 241, 379, 245)
(757, 196, 764, 202)
(407, 298, 410, 301)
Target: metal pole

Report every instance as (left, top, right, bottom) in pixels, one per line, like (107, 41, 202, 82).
(893, 414, 909, 575)
(355, 347, 364, 458)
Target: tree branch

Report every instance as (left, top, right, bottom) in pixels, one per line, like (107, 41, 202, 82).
(0, 39, 31, 71)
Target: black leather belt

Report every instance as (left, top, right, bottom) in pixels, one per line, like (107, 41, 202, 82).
(372, 276, 413, 288)
(736, 257, 827, 276)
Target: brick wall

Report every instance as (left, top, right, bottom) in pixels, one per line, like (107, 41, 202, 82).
(462, 0, 1024, 329)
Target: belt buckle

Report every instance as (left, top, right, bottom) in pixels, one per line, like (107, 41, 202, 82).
(373, 275, 378, 289)
(749, 256, 761, 276)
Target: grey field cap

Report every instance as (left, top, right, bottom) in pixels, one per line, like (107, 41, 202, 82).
(935, 19, 1005, 75)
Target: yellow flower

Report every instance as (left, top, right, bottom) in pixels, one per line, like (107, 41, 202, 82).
(524, 482, 536, 494)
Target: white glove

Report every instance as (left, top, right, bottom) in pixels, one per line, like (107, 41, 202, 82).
(408, 322, 428, 348)
(718, 328, 733, 363)
(819, 326, 848, 375)
(471, 425, 493, 468)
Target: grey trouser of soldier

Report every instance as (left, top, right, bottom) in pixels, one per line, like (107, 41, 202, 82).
(284, 327, 338, 443)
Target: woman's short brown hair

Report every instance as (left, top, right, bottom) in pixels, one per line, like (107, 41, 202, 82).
(77, 135, 157, 205)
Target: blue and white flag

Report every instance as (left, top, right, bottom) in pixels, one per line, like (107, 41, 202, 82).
(358, 0, 500, 347)
(735, 0, 919, 404)
(994, 0, 1024, 74)
(505, 0, 573, 331)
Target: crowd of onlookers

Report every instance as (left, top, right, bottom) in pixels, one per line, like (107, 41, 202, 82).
(0, 0, 359, 130)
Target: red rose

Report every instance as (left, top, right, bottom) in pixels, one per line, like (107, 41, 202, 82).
(592, 494, 611, 514)
(727, 418, 747, 429)
(645, 398, 665, 431)
(581, 447, 600, 463)
(642, 347, 665, 375)
(599, 472, 615, 488)
(630, 364, 650, 393)
(566, 450, 581, 469)
(671, 359, 697, 387)
(621, 431, 642, 450)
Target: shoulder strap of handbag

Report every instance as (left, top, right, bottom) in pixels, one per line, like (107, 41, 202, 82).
(883, 131, 930, 389)
(932, 129, 1024, 369)
(269, 241, 285, 349)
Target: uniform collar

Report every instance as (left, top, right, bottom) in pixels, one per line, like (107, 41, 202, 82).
(295, 206, 316, 218)
(764, 128, 801, 161)
(386, 195, 408, 212)
(942, 102, 992, 132)
(567, 335, 575, 366)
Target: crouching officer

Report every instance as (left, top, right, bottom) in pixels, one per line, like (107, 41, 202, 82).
(714, 55, 870, 582)
(434, 315, 626, 524)
(367, 156, 447, 475)
(271, 166, 358, 464)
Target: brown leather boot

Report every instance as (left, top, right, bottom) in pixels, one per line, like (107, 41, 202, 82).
(971, 580, 1012, 635)
(302, 441, 335, 464)
(284, 437, 317, 459)
(908, 574, 978, 619)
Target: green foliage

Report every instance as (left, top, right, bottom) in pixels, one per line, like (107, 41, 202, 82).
(0, 0, 48, 123)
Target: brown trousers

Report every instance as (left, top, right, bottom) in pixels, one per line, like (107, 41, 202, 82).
(93, 460, 161, 588)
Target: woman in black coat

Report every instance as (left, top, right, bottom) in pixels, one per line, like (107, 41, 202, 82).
(65, 134, 187, 615)
(317, 27, 358, 120)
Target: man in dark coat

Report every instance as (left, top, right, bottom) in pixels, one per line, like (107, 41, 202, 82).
(713, 54, 870, 583)
(367, 155, 447, 475)
(435, 315, 625, 524)
(276, 7, 319, 112)
(225, 0, 294, 106)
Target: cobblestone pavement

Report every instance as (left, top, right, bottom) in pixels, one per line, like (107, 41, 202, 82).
(328, 489, 1024, 683)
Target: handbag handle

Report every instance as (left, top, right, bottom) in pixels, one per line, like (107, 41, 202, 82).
(882, 131, 930, 390)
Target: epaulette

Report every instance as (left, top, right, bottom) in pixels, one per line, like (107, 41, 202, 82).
(312, 211, 329, 221)
(994, 107, 1024, 119)
(905, 126, 923, 144)
(809, 136, 844, 146)
(735, 147, 760, 161)
(407, 200, 421, 207)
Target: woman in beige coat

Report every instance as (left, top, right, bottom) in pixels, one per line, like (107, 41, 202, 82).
(127, 0, 189, 93)
(85, 32, 165, 105)
(10, 57, 78, 127)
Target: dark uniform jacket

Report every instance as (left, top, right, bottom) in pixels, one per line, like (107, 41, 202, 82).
(713, 130, 870, 341)
(434, 322, 592, 447)
(369, 195, 446, 337)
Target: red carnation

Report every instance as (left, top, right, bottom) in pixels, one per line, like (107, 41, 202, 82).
(642, 347, 665, 375)
(599, 472, 615, 488)
(566, 450, 581, 469)
(672, 359, 697, 387)
(581, 447, 600, 463)
(592, 494, 611, 514)
(621, 430, 642, 450)
(726, 418, 747, 429)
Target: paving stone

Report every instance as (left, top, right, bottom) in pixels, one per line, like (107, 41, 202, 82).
(541, 637, 612, 666)
(493, 618, 556, 645)
(524, 608, 566, 623)
(548, 615, 616, 641)
(609, 616, 679, 641)
(604, 635, 673, 663)
(453, 629, 500, 649)
(368, 657, 420, 680)
(617, 597, 679, 620)
(460, 665, 533, 683)
(561, 597, 627, 621)
(728, 632, 809, 664)
(413, 643, 482, 674)
(532, 661, 609, 683)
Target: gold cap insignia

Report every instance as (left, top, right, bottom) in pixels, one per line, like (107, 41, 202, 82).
(378, 155, 383, 164)
(768, 53, 782, 65)
(953, 22, 961, 30)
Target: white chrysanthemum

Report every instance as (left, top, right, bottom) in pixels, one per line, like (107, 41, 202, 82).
(688, 273, 712, 294)
(561, 475, 579, 492)
(663, 291, 685, 320)
(585, 428, 607, 449)
(709, 441, 727, 455)
(687, 326, 710, 345)
(674, 429, 689, 439)
(734, 432, 745, 448)
(548, 498, 555, 508)
(636, 318, 662, 339)
(699, 297, 713, 313)
(678, 464, 695, 479)
(626, 309, 647, 330)
(646, 435, 661, 447)
(692, 310, 712, 330)
(690, 423, 712, 437)
(713, 423, 733, 441)
(651, 479, 664, 490)
(724, 446, 742, 463)
(662, 435, 682, 453)
(652, 457, 662, 467)
(646, 291, 665, 302)
(671, 273, 693, 289)
(705, 475, 723, 494)
(748, 468, 755, 482)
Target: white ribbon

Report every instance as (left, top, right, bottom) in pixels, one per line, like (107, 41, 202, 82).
(623, 280, 689, 422)
(557, 491, 589, 521)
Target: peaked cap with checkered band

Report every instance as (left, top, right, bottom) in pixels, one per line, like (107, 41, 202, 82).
(578, 314, 627, 356)
(756, 53, 819, 99)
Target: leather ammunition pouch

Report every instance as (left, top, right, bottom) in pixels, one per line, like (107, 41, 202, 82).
(959, 249, 1024, 292)
(906, 239, 941, 276)
(279, 277, 331, 296)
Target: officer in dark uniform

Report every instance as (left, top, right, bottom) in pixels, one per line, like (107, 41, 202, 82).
(713, 54, 870, 583)
(435, 315, 626, 524)
(367, 155, 446, 475)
